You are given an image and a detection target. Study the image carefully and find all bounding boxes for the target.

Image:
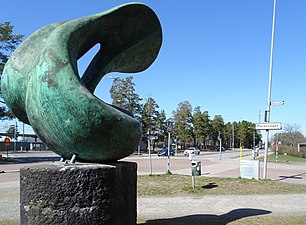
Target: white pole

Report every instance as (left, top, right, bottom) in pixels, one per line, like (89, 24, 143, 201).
(219, 139, 222, 160)
(22, 122, 25, 151)
(14, 121, 17, 151)
(167, 132, 171, 174)
(264, 0, 277, 179)
(148, 138, 152, 175)
(192, 176, 195, 189)
(232, 123, 235, 150)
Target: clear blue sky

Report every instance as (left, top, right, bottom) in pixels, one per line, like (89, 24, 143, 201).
(2, 0, 306, 136)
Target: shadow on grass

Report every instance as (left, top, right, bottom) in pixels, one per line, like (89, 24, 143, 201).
(139, 208, 271, 225)
(202, 182, 218, 189)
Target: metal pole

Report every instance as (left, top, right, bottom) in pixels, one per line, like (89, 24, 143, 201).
(253, 129, 256, 149)
(22, 122, 25, 151)
(14, 121, 17, 152)
(167, 132, 171, 174)
(219, 139, 222, 160)
(218, 131, 222, 159)
(276, 142, 279, 162)
(148, 138, 152, 175)
(264, 0, 277, 179)
(232, 123, 235, 150)
(192, 176, 195, 189)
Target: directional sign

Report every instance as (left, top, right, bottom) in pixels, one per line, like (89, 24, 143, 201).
(149, 136, 158, 140)
(255, 122, 282, 130)
(270, 101, 284, 106)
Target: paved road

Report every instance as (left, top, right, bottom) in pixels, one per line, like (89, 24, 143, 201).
(1, 149, 306, 185)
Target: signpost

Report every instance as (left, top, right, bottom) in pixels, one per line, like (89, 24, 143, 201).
(167, 121, 173, 174)
(4, 138, 11, 158)
(218, 131, 222, 160)
(147, 130, 163, 175)
(256, 121, 282, 179)
(255, 122, 282, 130)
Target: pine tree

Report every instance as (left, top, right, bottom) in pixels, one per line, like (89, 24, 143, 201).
(173, 101, 193, 149)
(0, 22, 23, 76)
(109, 76, 142, 120)
(0, 21, 23, 120)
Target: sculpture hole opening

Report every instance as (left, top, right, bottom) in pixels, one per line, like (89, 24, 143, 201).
(77, 43, 100, 78)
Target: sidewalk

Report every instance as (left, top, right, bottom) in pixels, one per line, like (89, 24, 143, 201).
(174, 155, 306, 185)
(125, 151, 306, 185)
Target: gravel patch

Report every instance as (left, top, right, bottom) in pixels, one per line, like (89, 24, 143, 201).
(138, 194, 306, 220)
(2, 187, 306, 222)
(0, 188, 19, 221)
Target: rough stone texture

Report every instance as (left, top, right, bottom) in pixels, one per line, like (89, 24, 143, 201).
(1, 3, 162, 162)
(20, 162, 137, 225)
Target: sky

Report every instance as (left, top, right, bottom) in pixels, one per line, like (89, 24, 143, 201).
(1, 0, 306, 136)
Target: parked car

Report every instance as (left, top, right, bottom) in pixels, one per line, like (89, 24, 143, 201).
(158, 148, 175, 156)
(215, 147, 225, 151)
(184, 147, 200, 156)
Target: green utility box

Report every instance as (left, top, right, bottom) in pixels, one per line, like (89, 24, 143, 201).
(191, 160, 201, 176)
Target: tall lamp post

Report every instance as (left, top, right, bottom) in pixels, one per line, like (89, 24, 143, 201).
(264, 0, 277, 179)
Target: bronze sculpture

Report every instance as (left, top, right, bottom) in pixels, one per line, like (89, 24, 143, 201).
(1, 3, 162, 162)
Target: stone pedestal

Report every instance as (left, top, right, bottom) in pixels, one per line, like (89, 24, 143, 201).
(20, 162, 137, 225)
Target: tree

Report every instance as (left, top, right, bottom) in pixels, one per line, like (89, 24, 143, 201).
(141, 97, 159, 134)
(6, 124, 19, 139)
(172, 101, 193, 149)
(223, 122, 233, 149)
(211, 115, 224, 147)
(193, 106, 204, 148)
(0, 22, 24, 76)
(236, 120, 259, 148)
(109, 76, 142, 120)
(200, 111, 212, 149)
(192, 107, 212, 149)
(0, 22, 23, 120)
(141, 97, 161, 149)
(156, 110, 167, 144)
(273, 123, 306, 147)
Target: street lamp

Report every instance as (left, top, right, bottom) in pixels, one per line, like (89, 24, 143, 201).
(264, 0, 277, 179)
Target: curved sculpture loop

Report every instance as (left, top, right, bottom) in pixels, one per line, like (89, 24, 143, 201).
(1, 3, 162, 162)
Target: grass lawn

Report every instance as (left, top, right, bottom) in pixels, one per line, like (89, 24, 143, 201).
(259, 153, 306, 164)
(137, 174, 306, 196)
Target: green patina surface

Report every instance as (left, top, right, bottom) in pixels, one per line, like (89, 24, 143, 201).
(1, 3, 162, 162)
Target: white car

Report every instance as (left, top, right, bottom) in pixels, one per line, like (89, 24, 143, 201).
(184, 147, 200, 156)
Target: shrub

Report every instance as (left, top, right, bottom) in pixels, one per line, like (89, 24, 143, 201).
(277, 145, 306, 158)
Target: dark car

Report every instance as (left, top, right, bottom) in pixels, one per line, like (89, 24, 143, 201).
(158, 148, 175, 156)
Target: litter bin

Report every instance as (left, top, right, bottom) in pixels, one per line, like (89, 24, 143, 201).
(191, 160, 201, 176)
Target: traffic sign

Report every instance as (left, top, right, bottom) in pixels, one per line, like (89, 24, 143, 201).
(167, 121, 173, 133)
(270, 100, 284, 106)
(255, 122, 282, 130)
(4, 138, 11, 146)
